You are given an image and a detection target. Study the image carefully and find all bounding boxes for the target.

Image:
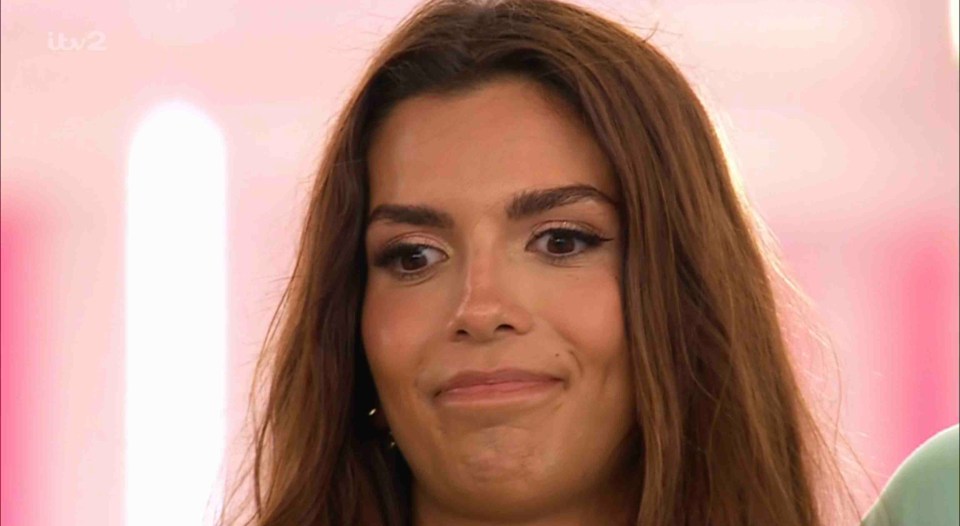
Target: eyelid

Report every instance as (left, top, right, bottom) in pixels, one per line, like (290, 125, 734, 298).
(528, 220, 603, 240)
(381, 234, 445, 252)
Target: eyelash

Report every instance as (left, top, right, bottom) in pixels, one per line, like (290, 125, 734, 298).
(371, 226, 613, 282)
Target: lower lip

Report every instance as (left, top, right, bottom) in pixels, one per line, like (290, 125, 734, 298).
(436, 379, 563, 407)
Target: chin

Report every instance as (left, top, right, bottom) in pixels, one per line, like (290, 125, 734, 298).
(436, 474, 566, 521)
(437, 447, 567, 505)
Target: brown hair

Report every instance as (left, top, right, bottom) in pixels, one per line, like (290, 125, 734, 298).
(218, 0, 865, 524)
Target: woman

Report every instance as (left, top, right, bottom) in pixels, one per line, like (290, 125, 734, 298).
(220, 0, 863, 524)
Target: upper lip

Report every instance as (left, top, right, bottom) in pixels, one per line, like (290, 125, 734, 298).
(436, 368, 562, 396)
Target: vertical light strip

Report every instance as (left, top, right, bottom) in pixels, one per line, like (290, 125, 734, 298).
(126, 101, 227, 526)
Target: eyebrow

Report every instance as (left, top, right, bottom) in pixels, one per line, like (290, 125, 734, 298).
(366, 184, 617, 229)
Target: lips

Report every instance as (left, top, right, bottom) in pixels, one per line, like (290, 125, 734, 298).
(436, 368, 562, 396)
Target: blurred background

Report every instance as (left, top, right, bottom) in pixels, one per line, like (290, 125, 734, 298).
(1, 0, 957, 524)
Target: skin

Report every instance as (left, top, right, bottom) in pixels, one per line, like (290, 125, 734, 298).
(361, 75, 637, 526)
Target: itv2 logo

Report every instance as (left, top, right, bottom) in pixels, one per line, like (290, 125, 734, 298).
(47, 31, 107, 52)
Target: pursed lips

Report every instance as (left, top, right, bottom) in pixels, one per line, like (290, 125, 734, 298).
(437, 368, 563, 394)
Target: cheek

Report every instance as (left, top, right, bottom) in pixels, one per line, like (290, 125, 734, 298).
(536, 268, 625, 364)
(361, 284, 438, 399)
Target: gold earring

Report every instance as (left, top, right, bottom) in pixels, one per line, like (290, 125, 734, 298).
(369, 407, 395, 448)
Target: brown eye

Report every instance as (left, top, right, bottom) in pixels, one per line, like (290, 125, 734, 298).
(373, 243, 447, 280)
(545, 231, 577, 255)
(528, 227, 612, 262)
(398, 246, 429, 271)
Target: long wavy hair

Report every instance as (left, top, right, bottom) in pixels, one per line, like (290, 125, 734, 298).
(217, 0, 866, 524)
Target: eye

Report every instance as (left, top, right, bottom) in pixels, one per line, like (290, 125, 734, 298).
(527, 227, 613, 262)
(372, 242, 448, 280)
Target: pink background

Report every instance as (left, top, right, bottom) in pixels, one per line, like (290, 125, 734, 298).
(2, 1, 958, 524)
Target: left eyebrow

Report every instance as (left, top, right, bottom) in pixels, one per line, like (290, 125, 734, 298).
(367, 183, 617, 228)
(505, 184, 617, 220)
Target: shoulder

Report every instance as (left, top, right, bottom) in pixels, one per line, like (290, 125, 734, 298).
(861, 424, 959, 526)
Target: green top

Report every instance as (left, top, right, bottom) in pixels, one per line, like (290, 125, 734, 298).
(861, 424, 959, 526)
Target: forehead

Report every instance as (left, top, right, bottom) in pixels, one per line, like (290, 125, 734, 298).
(366, 76, 616, 210)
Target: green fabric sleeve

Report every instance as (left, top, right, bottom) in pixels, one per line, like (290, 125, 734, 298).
(861, 424, 959, 526)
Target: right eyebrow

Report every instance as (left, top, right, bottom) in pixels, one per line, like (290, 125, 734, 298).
(366, 183, 617, 229)
(366, 204, 454, 229)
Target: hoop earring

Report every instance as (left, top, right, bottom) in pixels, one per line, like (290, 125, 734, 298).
(368, 406, 396, 449)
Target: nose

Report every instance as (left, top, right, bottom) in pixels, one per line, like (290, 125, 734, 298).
(447, 247, 534, 343)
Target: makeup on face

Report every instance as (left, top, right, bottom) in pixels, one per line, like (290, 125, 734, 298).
(361, 76, 636, 522)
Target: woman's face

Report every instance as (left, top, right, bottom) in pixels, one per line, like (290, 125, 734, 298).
(362, 76, 636, 521)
